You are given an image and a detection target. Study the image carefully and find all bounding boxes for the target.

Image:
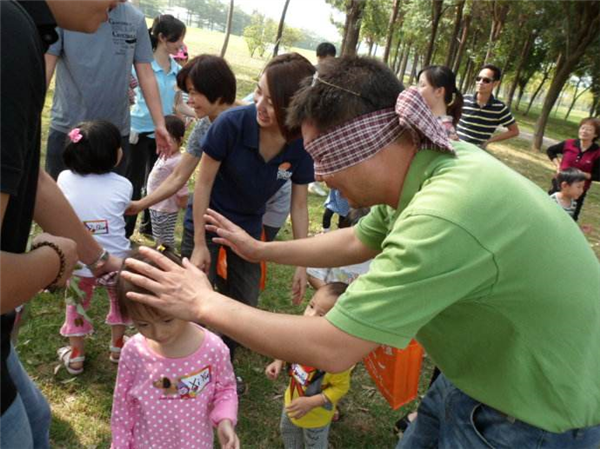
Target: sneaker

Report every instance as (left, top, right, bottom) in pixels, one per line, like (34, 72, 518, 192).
(235, 376, 247, 396)
(308, 182, 327, 197)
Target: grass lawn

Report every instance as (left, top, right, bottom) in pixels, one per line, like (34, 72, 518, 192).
(18, 21, 599, 449)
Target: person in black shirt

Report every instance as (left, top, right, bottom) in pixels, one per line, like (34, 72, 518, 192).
(0, 1, 125, 447)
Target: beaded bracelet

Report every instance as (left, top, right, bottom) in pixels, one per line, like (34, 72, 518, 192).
(31, 241, 66, 289)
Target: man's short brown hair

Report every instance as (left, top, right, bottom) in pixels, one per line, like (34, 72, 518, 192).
(287, 56, 404, 134)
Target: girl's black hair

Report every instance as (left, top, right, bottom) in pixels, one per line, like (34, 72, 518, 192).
(63, 120, 121, 175)
(417, 65, 464, 126)
(164, 115, 185, 143)
(149, 15, 186, 51)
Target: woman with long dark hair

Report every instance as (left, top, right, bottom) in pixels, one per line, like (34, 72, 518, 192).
(187, 54, 316, 387)
(417, 65, 463, 140)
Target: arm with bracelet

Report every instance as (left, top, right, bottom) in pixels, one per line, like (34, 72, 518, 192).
(33, 170, 120, 273)
(0, 170, 121, 313)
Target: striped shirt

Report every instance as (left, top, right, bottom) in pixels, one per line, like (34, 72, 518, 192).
(550, 192, 577, 218)
(457, 94, 516, 145)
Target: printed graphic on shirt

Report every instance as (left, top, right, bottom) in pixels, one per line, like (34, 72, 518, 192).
(109, 17, 137, 56)
(83, 219, 109, 235)
(289, 364, 324, 398)
(277, 162, 293, 181)
(153, 365, 212, 399)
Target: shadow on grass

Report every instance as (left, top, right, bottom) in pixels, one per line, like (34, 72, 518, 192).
(49, 415, 89, 449)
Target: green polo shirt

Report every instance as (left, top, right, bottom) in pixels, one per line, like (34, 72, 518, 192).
(326, 141, 600, 432)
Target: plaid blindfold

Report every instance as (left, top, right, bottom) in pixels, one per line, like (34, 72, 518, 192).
(305, 87, 455, 176)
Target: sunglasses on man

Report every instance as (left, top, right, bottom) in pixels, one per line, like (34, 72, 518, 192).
(476, 76, 494, 84)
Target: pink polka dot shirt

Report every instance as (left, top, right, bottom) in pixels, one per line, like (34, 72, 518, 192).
(111, 329, 238, 448)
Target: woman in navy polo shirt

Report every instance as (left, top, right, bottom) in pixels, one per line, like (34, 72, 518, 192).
(186, 53, 316, 362)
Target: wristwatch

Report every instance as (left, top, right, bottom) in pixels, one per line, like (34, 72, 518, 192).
(86, 248, 110, 271)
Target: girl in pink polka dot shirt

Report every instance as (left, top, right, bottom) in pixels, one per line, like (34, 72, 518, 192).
(112, 248, 239, 449)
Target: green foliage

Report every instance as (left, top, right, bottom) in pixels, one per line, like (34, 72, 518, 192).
(243, 13, 304, 58)
(243, 12, 269, 58)
(360, 0, 392, 48)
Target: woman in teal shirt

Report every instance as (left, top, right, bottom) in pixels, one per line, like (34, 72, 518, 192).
(126, 14, 186, 237)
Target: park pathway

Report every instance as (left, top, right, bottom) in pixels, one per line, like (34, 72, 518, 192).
(516, 129, 559, 148)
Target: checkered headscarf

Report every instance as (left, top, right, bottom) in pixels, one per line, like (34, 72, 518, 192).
(305, 87, 455, 176)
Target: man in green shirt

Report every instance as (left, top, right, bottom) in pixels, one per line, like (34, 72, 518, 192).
(122, 57, 600, 448)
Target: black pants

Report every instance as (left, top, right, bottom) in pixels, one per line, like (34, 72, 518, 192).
(125, 134, 158, 237)
(181, 226, 261, 360)
(322, 207, 350, 230)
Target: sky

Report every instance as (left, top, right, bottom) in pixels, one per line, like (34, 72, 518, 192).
(236, 0, 343, 43)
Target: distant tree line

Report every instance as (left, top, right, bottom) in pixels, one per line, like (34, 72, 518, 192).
(138, 0, 333, 52)
(326, 0, 600, 150)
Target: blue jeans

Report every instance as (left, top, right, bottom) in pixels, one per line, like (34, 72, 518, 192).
(0, 346, 51, 449)
(397, 374, 600, 449)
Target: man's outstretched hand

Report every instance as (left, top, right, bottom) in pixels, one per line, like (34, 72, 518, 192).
(120, 247, 214, 322)
(204, 209, 263, 263)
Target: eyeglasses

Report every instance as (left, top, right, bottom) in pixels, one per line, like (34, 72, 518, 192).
(476, 76, 494, 84)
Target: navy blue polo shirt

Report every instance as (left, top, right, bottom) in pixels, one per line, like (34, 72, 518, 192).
(184, 104, 314, 238)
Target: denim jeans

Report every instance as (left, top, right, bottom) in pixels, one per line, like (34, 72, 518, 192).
(0, 346, 51, 449)
(397, 374, 600, 449)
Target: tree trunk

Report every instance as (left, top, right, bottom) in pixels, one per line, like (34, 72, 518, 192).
(341, 0, 366, 57)
(383, 0, 401, 65)
(525, 71, 550, 116)
(532, 2, 600, 150)
(272, 0, 291, 57)
(392, 39, 403, 71)
(452, 12, 471, 74)
(407, 50, 419, 86)
(590, 97, 599, 116)
(484, 1, 510, 64)
(220, 0, 235, 57)
(565, 85, 590, 120)
(424, 0, 444, 67)
(515, 80, 527, 111)
(459, 57, 470, 92)
(553, 84, 568, 117)
(495, 56, 512, 98)
(367, 38, 375, 56)
(532, 64, 569, 149)
(445, 0, 465, 67)
(506, 31, 534, 109)
(398, 43, 411, 82)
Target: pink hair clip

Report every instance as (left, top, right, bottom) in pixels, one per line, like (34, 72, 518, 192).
(68, 128, 83, 143)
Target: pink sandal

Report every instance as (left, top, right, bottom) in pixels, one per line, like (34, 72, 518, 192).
(109, 335, 129, 363)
